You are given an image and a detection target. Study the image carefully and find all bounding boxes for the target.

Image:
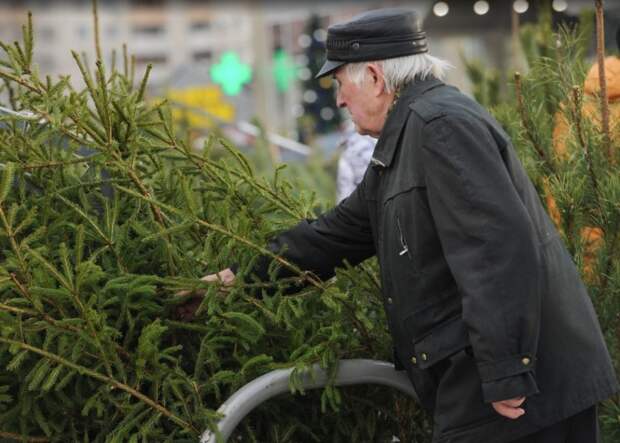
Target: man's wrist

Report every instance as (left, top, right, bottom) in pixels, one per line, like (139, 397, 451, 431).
(481, 372, 539, 404)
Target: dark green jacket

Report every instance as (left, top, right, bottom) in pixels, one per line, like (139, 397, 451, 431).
(247, 78, 618, 442)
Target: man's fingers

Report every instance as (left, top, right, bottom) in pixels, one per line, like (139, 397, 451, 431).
(176, 297, 203, 321)
(174, 270, 236, 320)
(491, 398, 526, 420)
(175, 288, 206, 298)
(502, 397, 526, 407)
(492, 402, 525, 419)
(176, 269, 235, 297)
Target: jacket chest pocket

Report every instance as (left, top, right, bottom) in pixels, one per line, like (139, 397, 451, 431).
(381, 185, 426, 294)
(395, 215, 413, 260)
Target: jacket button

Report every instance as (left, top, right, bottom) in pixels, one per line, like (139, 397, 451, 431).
(387, 297, 393, 304)
(352, 42, 360, 50)
(421, 353, 428, 361)
(410, 356, 417, 365)
(522, 357, 531, 365)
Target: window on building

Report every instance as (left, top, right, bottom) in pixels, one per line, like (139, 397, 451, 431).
(106, 25, 119, 38)
(192, 50, 212, 62)
(0, 25, 20, 42)
(135, 54, 167, 65)
(35, 54, 55, 72)
(132, 0, 165, 5)
(77, 25, 90, 39)
(131, 24, 165, 35)
(38, 26, 54, 40)
(190, 20, 211, 32)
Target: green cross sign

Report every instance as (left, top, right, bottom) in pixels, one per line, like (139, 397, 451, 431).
(210, 51, 252, 96)
(273, 49, 298, 92)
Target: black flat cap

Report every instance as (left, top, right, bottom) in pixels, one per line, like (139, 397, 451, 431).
(316, 8, 428, 78)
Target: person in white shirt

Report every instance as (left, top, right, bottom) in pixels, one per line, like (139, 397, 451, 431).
(336, 121, 376, 203)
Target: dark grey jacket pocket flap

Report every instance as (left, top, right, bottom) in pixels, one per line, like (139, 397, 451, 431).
(413, 315, 470, 370)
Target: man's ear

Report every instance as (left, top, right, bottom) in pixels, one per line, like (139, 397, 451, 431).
(366, 63, 386, 96)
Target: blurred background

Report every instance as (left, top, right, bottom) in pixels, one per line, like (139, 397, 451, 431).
(0, 0, 618, 176)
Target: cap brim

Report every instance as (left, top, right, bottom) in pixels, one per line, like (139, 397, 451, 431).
(315, 59, 346, 79)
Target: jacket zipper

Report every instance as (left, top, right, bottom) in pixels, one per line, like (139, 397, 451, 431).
(396, 216, 413, 260)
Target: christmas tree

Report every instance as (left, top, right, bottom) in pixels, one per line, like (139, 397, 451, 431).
(0, 2, 617, 442)
(0, 7, 429, 443)
(485, 3, 619, 440)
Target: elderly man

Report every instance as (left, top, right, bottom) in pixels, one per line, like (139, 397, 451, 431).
(188, 8, 618, 443)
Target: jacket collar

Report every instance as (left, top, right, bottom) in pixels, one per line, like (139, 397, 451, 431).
(371, 76, 444, 169)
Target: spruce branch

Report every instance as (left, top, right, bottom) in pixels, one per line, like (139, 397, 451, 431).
(137, 64, 152, 103)
(2, 70, 174, 270)
(53, 194, 127, 273)
(95, 60, 112, 143)
(71, 51, 107, 133)
(105, 155, 181, 276)
(594, 0, 612, 162)
(24, 11, 34, 70)
(171, 142, 307, 220)
(0, 70, 42, 93)
(9, 273, 67, 318)
(338, 297, 377, 355)
(144, 109, 307, 221)
(110, 48, 117, 74)
(92, 0, 102, 62)
(114, 184, 327, 290)
(0, 337, 198, 435)
(21, 155, 101, 171)
(23, 247, 118, 379)
(122, 43, 128, 78)
(139, 118, 307, 219)
(571, 86, 600, 203)
(599, 227, 619, 297)
(0, 206, 30, 281)
(124, 165, 169, 228)
(514, 72, 555, 173)
(0, 299, 134, 369)
(67, 108, 107, 146)
(130, 54, 136, 88)
(0, 431, 48, 443)
(2, 77, 17, 108)
(12, 40, 27, 74)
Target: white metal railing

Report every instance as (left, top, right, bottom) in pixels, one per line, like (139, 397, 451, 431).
(200, 359, 417, 443)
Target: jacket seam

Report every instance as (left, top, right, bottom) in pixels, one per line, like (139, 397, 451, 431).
(422, 115, 511, 364)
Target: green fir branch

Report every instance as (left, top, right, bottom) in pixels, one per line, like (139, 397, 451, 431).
(0, 336, 198, 435)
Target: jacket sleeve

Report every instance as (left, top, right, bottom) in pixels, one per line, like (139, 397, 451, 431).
(239, 178, 375, 293)
(422, 114, 541, 403)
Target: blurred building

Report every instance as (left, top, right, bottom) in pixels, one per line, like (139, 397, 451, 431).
(0, 1, 255, 87)
(0, 0, 609, 148)
(0, 0, 393, 138)
(424, 0, 602, 93)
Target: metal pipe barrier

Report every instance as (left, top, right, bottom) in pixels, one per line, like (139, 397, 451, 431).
(200, 359, 417, 443)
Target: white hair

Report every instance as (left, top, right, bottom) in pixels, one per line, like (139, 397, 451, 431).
(345, 53, 453, 93)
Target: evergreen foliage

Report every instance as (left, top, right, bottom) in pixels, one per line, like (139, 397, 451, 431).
(0, 3, 617, 442)
(478, 7, 619, 442)
(0, 9, 429, 443)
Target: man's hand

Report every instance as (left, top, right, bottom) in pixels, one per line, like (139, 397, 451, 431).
(491, 397, 526, 419)
(176, 268, 235, 320)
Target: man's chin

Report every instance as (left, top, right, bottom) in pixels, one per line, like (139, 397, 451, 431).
(353, 124, 368, 136)
(354, 125, 379, 138)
